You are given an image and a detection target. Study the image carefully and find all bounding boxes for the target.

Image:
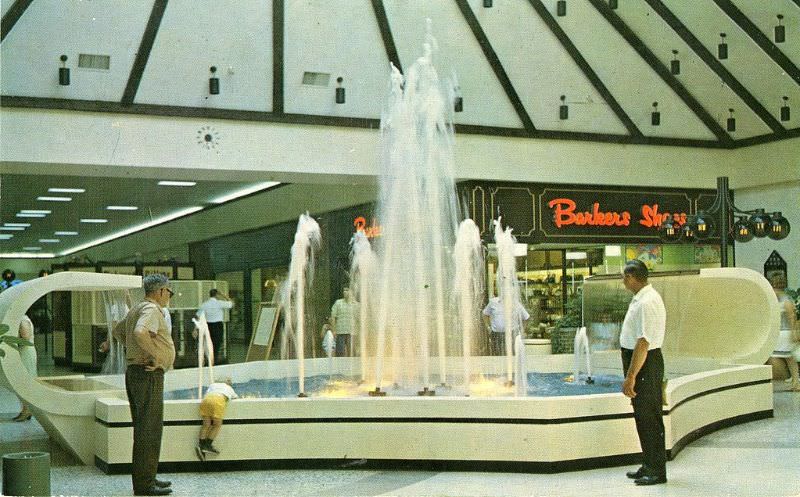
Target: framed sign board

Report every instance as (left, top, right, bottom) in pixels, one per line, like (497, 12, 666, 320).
(246, 303, 281, 361)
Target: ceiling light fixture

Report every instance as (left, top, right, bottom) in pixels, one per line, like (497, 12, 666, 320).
(16, 213, 46, 218)
(775, 15, 785, 43)
(0, 252, 55, 258)
(4, 223, 31, 227)
(80, 218, 108, 223)
(559, 95, 568, 120)
(106, 205, 139, 211)
(20, 210, 52, 214)
(158, 181, 197, 187)
(209, 66, 220, 95)
(210, 181, 281, 204)
(670, 49, 680, 75)
(0, 227, 25, 231)
(726, 108, 736, 132)
(609, 0, 618, 10)
(781, 96, 790, 122)
(61, 206, 203, 256)
(557, 0, 567, 17)
(651, 101, 660, 126)
(37, 196, 72, 202)
(59, 55, 70, 85)
(718, 33, 728, 60)
(483, 0, 492, 7)
(0, 234, 13, 240)
(48, 188, 85, 193)
(336, 77, 345, 104)
(23, 247, 43, 251)
(39, 239, 60, 243)
(54, 231, 79, 236)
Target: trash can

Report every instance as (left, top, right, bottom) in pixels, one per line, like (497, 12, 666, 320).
(2, 451, 50, 497)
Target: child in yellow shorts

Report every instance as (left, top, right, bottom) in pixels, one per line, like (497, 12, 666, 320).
(196, 378, 238, 461)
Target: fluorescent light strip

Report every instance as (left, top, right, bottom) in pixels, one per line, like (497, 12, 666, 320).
(106, 205, 138, 210)
(4, 223, 31, 227)
(0, 227, 25, 231)
(61, 206, 203, 256)
(210, 181, 281, 204)
(23, 246, 42, 251)
(39, 239, 60, 243)
(0, 234, 13, 240)
(0, 252, 55, 258)
(158, 180, 196, 187)
(80, 218, 108, 223)
(54, 231, 79, 236)
(16, 213, 46, 218)
(20, 210, 52, 214)
(48, 188, 85, 193)
(37, 196, 72, 202)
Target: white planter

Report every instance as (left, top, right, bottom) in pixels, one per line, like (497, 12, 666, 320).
(524, 338, 552, 355)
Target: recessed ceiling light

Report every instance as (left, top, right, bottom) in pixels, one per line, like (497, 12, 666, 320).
(210, 181, 281, 204)
(39, 239, 60, 243)
(158, 180, 197, 187)
(80, 218, 108, 223)
(20, 210, 52, 214)
(37, 196, 72, 202)
(4, 223, 31, 227)
(23, 246, 42, 251)
(106, 205, 139, 210)
(48, 188, 86, 193)
(16, 213, 46, 218)
(0, 234, 13, 240)
(54, 231, 79, 236)
(0, 227, 25, 231)
(0, 252, 55, 258)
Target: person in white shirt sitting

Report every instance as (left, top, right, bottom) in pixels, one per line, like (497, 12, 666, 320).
(195, 289, 234, 360)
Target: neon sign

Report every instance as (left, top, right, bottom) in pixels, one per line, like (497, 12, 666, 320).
(547, 198, 687, 230)
(354, 216, 382, 238)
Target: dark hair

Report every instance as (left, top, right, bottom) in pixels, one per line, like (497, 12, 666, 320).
(623, 259, 649, 281)
(2, 269, 15, 281)
(38, 269, 50, 278)
(209, 289, 218, 297)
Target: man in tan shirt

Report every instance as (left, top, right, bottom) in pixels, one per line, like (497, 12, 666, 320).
(112, 274, 176, 496)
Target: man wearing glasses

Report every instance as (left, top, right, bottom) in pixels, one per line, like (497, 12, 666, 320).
(112, 274, 176, 496)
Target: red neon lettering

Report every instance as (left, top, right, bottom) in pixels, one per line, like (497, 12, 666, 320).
(548, 198, 630, 228)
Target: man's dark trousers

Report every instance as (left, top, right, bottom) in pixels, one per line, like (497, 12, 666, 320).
(208, 321, 224, 358)
(125, 365, 165, 494)
(621, 347, 666, 477)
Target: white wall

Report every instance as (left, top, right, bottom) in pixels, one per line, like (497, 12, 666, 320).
(734, 181, 800, 289)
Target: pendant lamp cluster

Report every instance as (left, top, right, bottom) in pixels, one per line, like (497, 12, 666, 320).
(660, 177, 791, 266)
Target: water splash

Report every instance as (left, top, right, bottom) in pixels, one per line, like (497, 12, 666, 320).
(453, 219, 484, 390)
(193, 313, 214, 399)
(573, 326, 593, 384)
(350, 231, 377, 383)
(493, 217, 524, 385)
(100, 290, 130, 375)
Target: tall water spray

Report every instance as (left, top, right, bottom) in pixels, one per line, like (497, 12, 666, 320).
(371, 25, 460, 392)
(281, 213, 321, 396)
(494, 217, 524, 385)
(453, 219, 485, 391)
(193, 314, 214, 398)
(350, 231, 377, 383)
(100, 290, 130, 375)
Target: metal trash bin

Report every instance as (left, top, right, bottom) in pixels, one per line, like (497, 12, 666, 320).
(2, 451, 51, 496)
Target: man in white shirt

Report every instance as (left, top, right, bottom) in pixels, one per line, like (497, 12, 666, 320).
(330, 287, 358, 356)
(482, 295, 530, 356)
(196, 289, 233, 360)
(620, 259, 667, 486)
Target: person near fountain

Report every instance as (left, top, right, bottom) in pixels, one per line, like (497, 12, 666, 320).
(0, 268, 23, 291)
(29, 269, 52, 353)
(330, 287, 358, 356)
(111, 274, 176, 496)
(12, 314, 36, 422)
(481, 295, 529, 355)
(195, 378, 239, 461)
(195, 289, 233, 361)
(769, 274, 800, 391)
(620, 260, 667, 486)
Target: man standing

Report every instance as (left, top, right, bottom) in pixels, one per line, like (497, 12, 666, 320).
(482, 295, 530, 356)
(330, 287, 357, 356)
(620, 260, 667, 486)
(112, 274, 175, 496)
(196, 289, 233, 360)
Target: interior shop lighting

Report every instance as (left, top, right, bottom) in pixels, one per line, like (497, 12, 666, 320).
(48, 188, 85, 193)
(566, 251, 587, 260)
(604, 245, 622, 257)
(37, 196, 72, 202)
(80, 219, 108, 223)
(512, 243, 528, 257)
(106, 205, 139, 210)
(210, 181, 281, 204)
(54, 231, 79, 236)
(158, 181, 197, 187)
(60, 206, 203, 256)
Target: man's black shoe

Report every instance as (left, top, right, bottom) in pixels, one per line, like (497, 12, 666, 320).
(635, 474, 667, 486)
(625, 466, 646, 479)
(134, 486, 172, 496)
(154, 479, 171, 488)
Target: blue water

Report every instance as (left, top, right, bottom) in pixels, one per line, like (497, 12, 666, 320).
(165, 373, 623, 400)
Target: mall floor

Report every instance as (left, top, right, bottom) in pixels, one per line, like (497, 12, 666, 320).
(1, 341, 799, 497)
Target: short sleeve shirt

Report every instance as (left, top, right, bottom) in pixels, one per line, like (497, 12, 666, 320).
(331, 299, 358, 335)
(117, 300, 176, 370)
(619, 284, 666, 350)
(482, 297, 530, 333)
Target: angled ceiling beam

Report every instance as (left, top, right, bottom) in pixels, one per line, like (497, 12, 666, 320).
(588, 0, 733, 146)
(370, 0, 402, 74)
(121, 0, 169, 106)
(644, 0, 785, 134)
(527, 0, 642, 138)
(712, 0, 800, 87)
(454, 0, 536, 132)
(792, 0, 800, 9)
(1, 0, 34, 43)
(273, 0, 284, 114)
